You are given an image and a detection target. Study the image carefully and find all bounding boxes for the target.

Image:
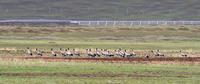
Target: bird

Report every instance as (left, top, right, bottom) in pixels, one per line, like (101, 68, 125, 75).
(26, 47, 33, 56)
(102, 49, 114, 57)
(124, 49, 136, 58)
(51, 48, 57, 56)
(154, 50, 164, 56)
(94, 48, 101, 57)
(72, 49, 80, 56)
(60, 48, 66, 56)
(180, 50, 187, 57)
(86, 49, 96, 57)
(64, 48, 73, 56)
(35, 48, 43, 56)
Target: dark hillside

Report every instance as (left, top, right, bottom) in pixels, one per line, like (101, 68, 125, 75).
(0, 0, 200, 20)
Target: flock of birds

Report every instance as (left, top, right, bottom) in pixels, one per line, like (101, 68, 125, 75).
(26, 47, 188, 58)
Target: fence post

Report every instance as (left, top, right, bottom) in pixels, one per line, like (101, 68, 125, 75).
(165, 21, 167, 25)
(89, 21, 91, 26)
(97, 21, 100, 26)
(105, 21, 108, 26)
(113, 21, 116, 27)
(77, 21, 80, 25)
(191, 21, 193, 25)
(130, 21, 133, 27)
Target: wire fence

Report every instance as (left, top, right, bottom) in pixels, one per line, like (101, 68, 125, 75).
(1, 20, 200, 26)
(76, 21, 200, 26)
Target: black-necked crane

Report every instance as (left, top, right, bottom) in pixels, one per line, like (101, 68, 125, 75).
(101, 49, 107, 57)
(60, 48, 66, 56)
(102, 49, 114, 57)
(114, 50, 120, 56)
(86, 49, 96, 57)
(65, 48, 73, 56)
(26, 47, 33, 56)
(107, 50, 114, 57)
(154, 50, 164, 56)
(35, 48, 43, 56)
(124, 50, 136, 58)
(51, 48, 57, 56)
(180, 50, 187, 57)
(72, 49, 80, 56)
(131, 49, 137, 56)
(145, 50, 152, 59)
(119, 49, 125, 58)
(94, 48, 101, 57)
(114, 49, 125, 58)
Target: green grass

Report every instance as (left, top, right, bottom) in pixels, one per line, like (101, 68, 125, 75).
(0, 25, 199, 84)
(0, 39, 200, 50)
(0, 77, 199, 84)
(0, 26, 199, 50)
(0, 60, 199, 84)
(1, 60, 199, 74)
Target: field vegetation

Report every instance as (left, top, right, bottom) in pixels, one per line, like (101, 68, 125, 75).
(0, 59, 199, 84)
(0, 25, 200, 50)
(0, 25, 199, 83)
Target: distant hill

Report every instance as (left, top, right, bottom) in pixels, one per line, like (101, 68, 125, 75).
(0, 0, 200, 20)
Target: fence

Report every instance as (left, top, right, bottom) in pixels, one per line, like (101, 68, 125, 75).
(1, 20, 200, 26)
(76, 21, 200, 26)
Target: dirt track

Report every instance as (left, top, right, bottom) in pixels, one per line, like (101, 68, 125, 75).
(1, 56, 200, 62)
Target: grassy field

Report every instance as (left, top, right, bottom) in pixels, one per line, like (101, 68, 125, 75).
(0, 25, 199, 57)
(0, 39, 200, 50)
(0, 25, 199, 83)
(0, 0, 200, 20)
(0, 25, 199, 50)
(0, 77, 199, 84)
(0, 59, 199, 84)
